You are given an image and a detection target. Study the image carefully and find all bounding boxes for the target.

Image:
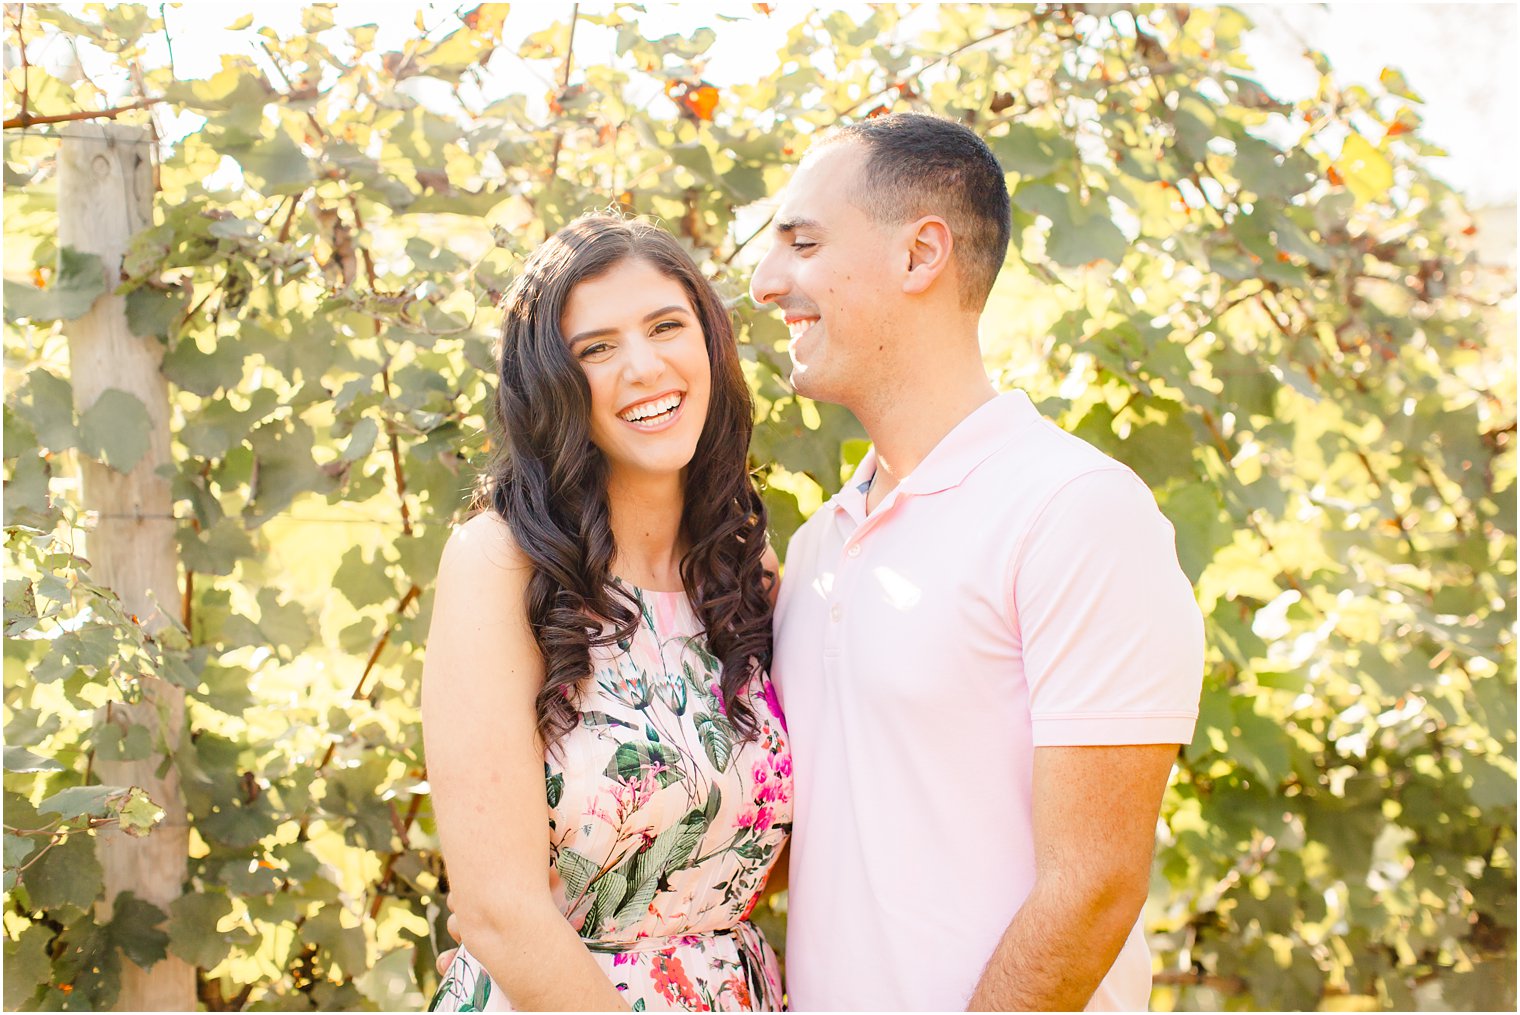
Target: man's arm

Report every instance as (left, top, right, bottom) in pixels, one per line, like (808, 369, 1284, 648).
(967, 743, 1178, 1011)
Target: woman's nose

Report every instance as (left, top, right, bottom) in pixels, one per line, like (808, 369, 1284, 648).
(621, 334, 664, 383)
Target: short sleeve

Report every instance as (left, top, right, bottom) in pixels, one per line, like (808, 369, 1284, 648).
(1011, 468, 1204, 747)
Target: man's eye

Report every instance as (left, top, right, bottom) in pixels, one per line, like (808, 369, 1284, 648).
(791, 241, 816, 251)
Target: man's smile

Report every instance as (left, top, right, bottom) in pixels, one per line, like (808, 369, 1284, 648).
(785, 316, 819, 342)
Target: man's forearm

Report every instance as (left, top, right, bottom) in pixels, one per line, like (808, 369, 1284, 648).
(966, 874, 1144, 1011)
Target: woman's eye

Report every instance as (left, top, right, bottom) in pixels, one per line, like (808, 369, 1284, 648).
(577, 342, 611, 360)
(652, 320, 683, 336)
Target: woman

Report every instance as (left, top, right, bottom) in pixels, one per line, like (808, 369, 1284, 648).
(422, 215, 790, 1012)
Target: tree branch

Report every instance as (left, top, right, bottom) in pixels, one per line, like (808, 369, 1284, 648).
(546, 4, 581, 179)
(4, 98, 165, 130)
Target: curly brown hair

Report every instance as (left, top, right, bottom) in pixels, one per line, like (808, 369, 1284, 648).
(474, 214, 774, 749)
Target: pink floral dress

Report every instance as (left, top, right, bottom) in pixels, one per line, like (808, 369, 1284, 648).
(429, 582, 792, 1012)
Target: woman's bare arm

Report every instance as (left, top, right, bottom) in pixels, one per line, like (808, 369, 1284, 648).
(422, 512, 629, 1011)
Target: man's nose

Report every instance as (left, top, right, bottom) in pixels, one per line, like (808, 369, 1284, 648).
(749, 243, 786, 307)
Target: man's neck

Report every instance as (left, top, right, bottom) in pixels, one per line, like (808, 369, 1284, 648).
(859, 364, 998, 513)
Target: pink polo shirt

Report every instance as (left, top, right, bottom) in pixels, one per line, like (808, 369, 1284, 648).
(772, 390, 1203, 1011)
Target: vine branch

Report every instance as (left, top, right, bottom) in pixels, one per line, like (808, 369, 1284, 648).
(4, 98, 165, 130)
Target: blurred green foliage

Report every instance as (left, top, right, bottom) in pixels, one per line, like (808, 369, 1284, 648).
(3, 3, 1514, 1010)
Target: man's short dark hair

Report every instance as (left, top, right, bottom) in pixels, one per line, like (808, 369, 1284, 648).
(821, 112, 1012, 310)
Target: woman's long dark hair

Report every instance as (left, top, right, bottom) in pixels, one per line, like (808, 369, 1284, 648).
(476, 214, 774, 750)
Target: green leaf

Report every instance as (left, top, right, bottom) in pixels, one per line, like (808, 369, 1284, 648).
(125, 285, 188, 339)
(695, 712, 734, 773)
(93, 720, 152, 762)
(12, 368, 78, 452)
(340, 416, 380, 462)
(309, 905, 368, 976)
(3, 247, 107, 323)
(38, 783, 127, 820)
(2, 452, 53, 526)
(178, 516, 257, 576)
(1160, 483, 1232, 583)
(395, 527, 448, 587)
(3, 403, 35, 461)
(162, 333, 247, 396)
(247, 417, 332, 523)
(545, 764, 564, 809)
(2, 922, 51, 1010)
(4, 831, 37, 868)
(106, 892, 170, 967)
(52, 914, 122, 1009)
(991, 123, 1076, 178)
(78, 389, 154, 473)
(332, 545, 394, 609)
(199, 797, 277, 849)
(4, 745, 64, 772)
(1015, 183, 1127, 267)
(21, 828, 103, 910)
(166, 889, 247, 968)
(585, 870, 629, 932)
(556, 847, 599, 900)
(232, 130, 314, 194)
(580, 710, 637, 730)
(602, 741, 684, 788)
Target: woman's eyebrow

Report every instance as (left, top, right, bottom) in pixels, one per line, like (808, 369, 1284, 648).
(568, 305, 689, 344)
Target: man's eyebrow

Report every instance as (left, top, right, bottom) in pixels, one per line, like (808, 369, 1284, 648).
(775, 217, 823, 236)
(567, 305, 690, 345)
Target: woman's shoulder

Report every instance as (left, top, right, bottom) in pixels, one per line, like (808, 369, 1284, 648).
(438, 510, 532, 590)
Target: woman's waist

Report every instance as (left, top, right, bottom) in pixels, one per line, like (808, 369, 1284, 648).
(580, 920, 765, 954)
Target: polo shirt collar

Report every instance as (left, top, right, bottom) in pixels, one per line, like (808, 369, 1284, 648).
(833, 390, 1040, 516)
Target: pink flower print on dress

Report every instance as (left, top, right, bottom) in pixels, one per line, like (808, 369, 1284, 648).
(759, 678, 787, 732)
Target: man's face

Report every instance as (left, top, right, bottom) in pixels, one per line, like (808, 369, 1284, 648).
(749, 142, 899, 407)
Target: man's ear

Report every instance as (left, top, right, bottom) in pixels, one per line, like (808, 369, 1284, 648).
(902, 216, 953, 296)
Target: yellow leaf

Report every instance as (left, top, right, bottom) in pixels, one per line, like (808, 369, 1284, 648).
(1336, 133, 1393, 205)
(463, 4, 510, 41)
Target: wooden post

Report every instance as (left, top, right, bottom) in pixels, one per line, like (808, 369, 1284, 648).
(60, 122, 194, 1011)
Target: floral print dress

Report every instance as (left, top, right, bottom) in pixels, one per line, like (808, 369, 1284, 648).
(429, 583, 792, 1012)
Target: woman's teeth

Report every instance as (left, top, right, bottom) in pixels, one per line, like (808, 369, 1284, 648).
(619, 393, 682, 423)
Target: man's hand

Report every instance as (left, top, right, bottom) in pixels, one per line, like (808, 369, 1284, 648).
(434, 892, 462, 977)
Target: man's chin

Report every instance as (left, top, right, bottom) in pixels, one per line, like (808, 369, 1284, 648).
(787, 366, 835, 404)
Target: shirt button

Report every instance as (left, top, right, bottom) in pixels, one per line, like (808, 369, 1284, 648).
(830, 604, 842, 622)
(847, 543, 861, 558)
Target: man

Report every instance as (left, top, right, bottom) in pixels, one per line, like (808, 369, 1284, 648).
(749, 113, 1203, 1010)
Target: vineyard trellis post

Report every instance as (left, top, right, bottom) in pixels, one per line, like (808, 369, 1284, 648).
(60, 121, 194, 1011)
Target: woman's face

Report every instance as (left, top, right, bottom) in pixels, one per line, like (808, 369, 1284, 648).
(560, 258, 712, 483)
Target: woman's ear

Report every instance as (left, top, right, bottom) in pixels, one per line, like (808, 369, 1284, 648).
(902, 216, 954, 296)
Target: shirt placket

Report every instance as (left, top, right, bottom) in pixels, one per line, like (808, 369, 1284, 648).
(822, 488, 906, 663)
